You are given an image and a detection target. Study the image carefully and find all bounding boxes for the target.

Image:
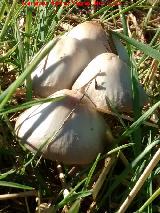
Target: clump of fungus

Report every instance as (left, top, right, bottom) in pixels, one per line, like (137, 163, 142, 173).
(72, 53, 148, 113)
(15, 21, 148, 166)
(15, 89, 108, 165)
(31, 36, 90, 97)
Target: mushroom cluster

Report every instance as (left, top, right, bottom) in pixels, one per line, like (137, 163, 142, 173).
(15, 21, 148, 165)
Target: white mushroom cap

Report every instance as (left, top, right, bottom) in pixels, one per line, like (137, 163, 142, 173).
(66, 21, 113, 59)
(66, 21, 130, 64)
(31, 36, 91, 97)
(72, 53, 148, 113)
(15, 89, 107, 165)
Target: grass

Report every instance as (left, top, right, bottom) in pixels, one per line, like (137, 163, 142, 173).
(0, 0, 160, 212)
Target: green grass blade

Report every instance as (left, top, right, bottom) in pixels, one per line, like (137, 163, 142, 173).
(57, 190, 92, 209)
(68, 199, 81, 213)
(15, 22, 25, 70)
(116, 100, 160, 143)
(103, 0, 145, 21)
(0, 1, 6, 21)
(25, 6, 33, 100)
(0, 42, 19, 62)
(0, 38, 59, 109)
(84, 153, 101, 189)
(0, 169, 15, 180)
(107, 143, 134, 155)
(99, 139, 160, 206)
(137, 187, 160, 213)
(0, 181, 33, 190)
(0, 0, 17, 40)
(112, 31, 160, 61)
(0, 96, 64, 115)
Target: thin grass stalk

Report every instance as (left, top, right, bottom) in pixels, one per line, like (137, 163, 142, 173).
(25, 6, 33, 100)
(0, 0, 17, 40)
(103, 0, 145, 21)
(0, 1, 6, 21)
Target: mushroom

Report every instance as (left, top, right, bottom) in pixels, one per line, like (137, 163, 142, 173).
(31, 36, 91, 97)
(66, 21, 113, 59)
(72, 53, 148, 113)
(15, 89, 108, 165)
(66, 21, 130, 64)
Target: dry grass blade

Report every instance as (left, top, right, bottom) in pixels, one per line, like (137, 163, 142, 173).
(92, 153, 117, 200)
(0, 190, 38, 200)
(117, 148, 160, 213)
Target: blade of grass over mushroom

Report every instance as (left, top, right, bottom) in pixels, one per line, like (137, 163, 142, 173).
(21, 102, 80, 167)
(112, 31, 160, 61)
(99, 139, 160, 205)
(0, 96, 64, 115)
(0, 37, 59, 109)
(0, 181, 33, 190)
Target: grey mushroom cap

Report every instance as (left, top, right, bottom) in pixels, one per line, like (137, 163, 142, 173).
(67, 21, 130, 64)
(31, 36, 91, 97)
(66, 21, 113, 59)
(72, 53, 148, 113)
(15, 89, 107, 165)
